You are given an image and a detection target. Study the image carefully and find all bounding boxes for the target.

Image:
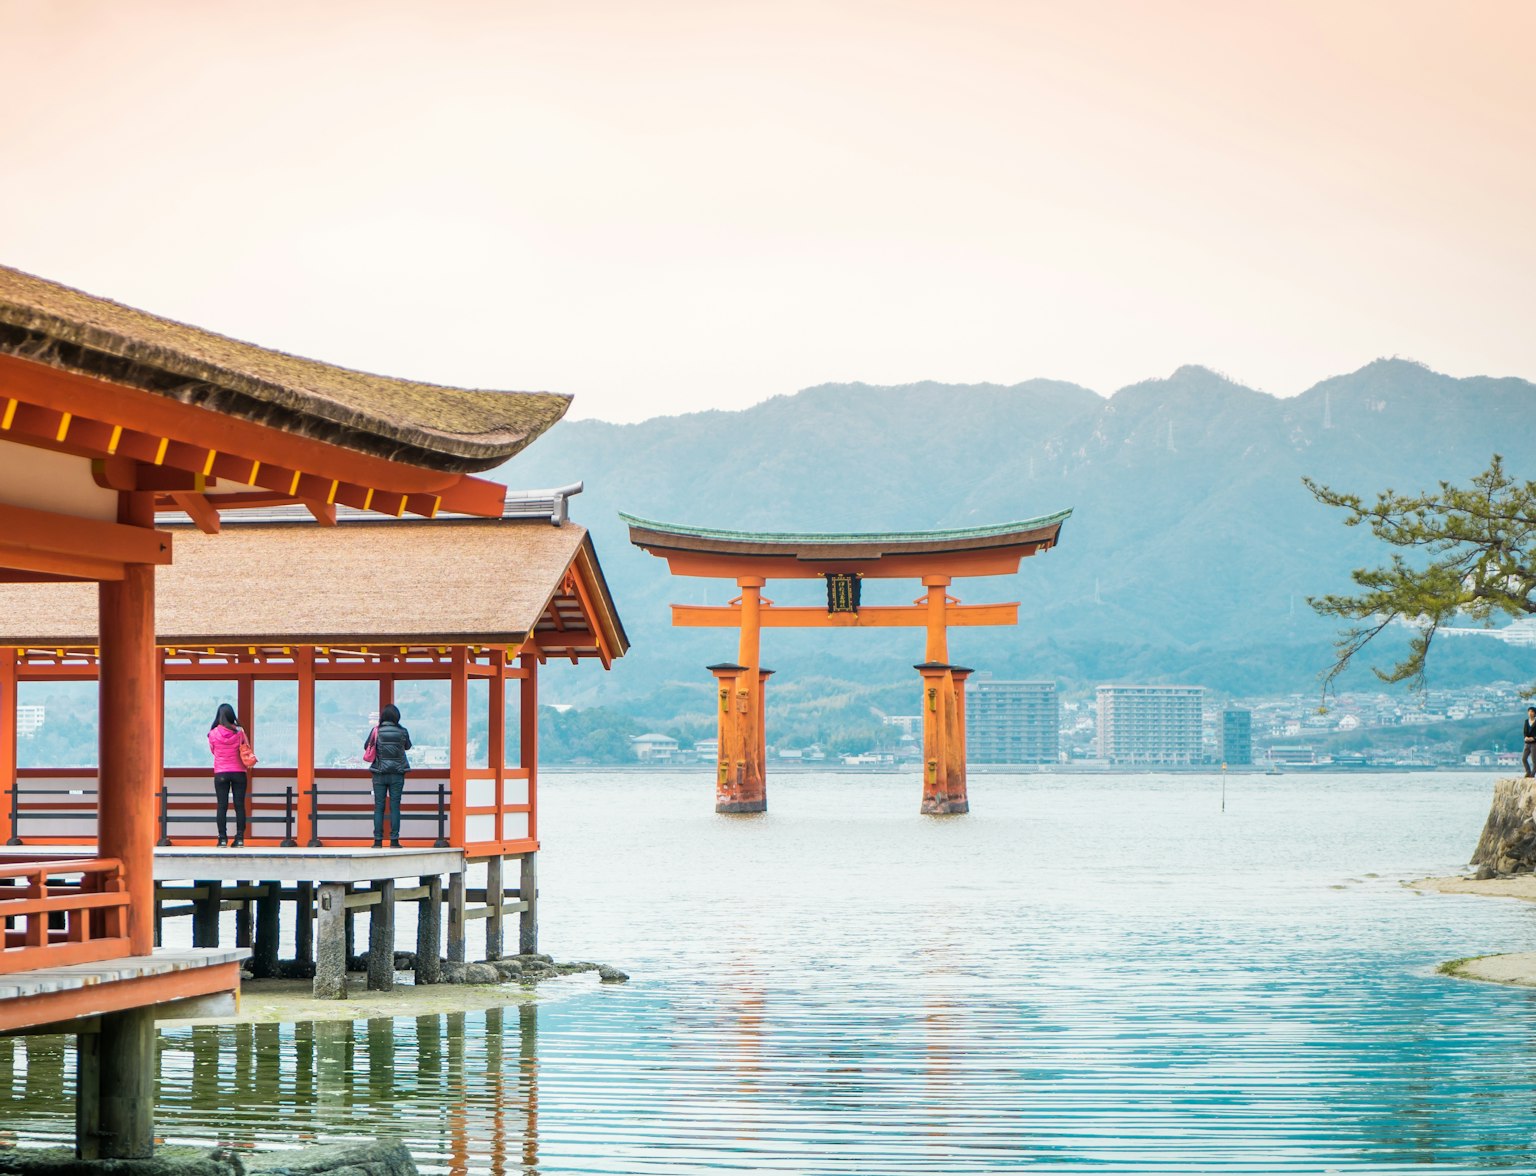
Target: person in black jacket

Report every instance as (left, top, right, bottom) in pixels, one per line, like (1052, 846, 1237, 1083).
(1524, 707, 1536, 778)
(365, 704, 413, 847)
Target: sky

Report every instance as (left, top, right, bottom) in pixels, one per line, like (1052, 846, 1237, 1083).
(0, 1, 1531, 422)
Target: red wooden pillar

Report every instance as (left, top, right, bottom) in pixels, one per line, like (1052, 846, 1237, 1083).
(729, 577, 767, 813)
(950, 666, 973, 811)
(450, 647, 469, 848)
(488, 650, 506, 846)
(708, 662, 744, 811)
(237, 670, 255, 840)
(0, 647, 16, 846)
(98, 492, 157, 955)
(296, 647, 317, 847)
(519, 653, 538, 845)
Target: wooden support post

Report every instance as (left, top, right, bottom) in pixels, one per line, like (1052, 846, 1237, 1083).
(723, 576, 768, 813)
(949, 667, 973, 813)
(98, 491, 157, 955)
(237, 673, 255, 841)
(192, 879, 222, 947)
(235, 878, 253, 948)
(367, 878, 395, 991)
(97, 1006, 155, 1158)
(416, 874, 442, 984)
(485, 855, 504, 960)
(450, 647, 468, 849)
(447, 869, 466, 963)
(489, 653, 506, 844)
(74, 1028, 101, 1160)
(296, 648, 317, 846)
(0, 648, 16, 846)
(252, 879, 281, 979)
(295, 880, 314, 969)
(518, 853, 538, 955)
(708, 662, 745, 813)
(916, 662, 965, 815)
(521, 653, 538, 844)
(314, 881, 348, 999)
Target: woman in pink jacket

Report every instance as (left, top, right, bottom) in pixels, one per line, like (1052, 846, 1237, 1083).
(207, 703, 250, 847)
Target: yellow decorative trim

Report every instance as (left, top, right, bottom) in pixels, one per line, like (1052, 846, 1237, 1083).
(54, 412, 72, 442)
(362, 487, 375, 511)
(153, 437, 169, 465)
(289, 471, 302, 495)
(0, 399, 16, 430)
(326, 480, 339, 505)
(107, 425, 122, 454)
(203, 449, 218, 476)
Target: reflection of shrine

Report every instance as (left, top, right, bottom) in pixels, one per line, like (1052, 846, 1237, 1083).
(624, 513, 1070, 813)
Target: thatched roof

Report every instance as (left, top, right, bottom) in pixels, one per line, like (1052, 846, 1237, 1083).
(0, 518, 627, 655)
(0, 266, 570, 473)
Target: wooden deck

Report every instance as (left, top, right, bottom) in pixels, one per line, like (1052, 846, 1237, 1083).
(0, 947, 246, 1033)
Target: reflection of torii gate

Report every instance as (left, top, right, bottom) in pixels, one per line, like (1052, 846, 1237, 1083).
(623, 512, 1070, 814)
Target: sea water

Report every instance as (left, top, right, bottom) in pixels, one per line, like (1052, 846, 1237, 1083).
(6, 771, 1536, 1173)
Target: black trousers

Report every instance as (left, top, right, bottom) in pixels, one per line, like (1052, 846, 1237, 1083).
(1524, 741, 1536, 777)
(372, 773, 405, 840)
(214, 771, 248, 838)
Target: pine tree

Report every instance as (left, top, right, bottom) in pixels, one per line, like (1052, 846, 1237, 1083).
(1307, 455, 1536, 692)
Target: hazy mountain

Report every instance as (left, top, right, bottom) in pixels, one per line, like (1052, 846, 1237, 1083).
(499, 359, 1535, 710)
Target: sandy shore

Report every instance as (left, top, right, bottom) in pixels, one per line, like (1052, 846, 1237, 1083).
(1414, 874, 1536, 987)
(165, 975, 537, 1026)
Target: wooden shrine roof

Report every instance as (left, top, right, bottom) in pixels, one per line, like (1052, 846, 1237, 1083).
(622, 510, 1073, 562)
(0, 518, 628, 661)
(0, 266, 569, 474)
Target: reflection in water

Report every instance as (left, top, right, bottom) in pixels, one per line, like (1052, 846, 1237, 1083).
(10, 774, 1536, 1171)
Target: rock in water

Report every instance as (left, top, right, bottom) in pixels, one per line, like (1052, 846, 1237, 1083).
(597, 965, 629, 983)
(1472, 777, 1536, 874)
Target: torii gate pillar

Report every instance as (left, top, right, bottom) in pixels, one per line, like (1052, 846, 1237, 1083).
(711, 575, 770, 813)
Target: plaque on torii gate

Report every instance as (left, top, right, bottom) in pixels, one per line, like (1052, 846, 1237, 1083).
(622, 511, 1071, 814)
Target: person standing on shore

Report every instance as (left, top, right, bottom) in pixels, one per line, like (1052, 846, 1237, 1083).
(365, 703, 413, 848)
(207, 703, 249, 847)
(1524, 707, 1536, 778)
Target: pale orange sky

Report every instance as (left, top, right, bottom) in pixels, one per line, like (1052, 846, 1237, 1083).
(0, 1, 1531, 421)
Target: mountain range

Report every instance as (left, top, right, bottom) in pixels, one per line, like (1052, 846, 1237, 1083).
(494, 359, 1535, 715)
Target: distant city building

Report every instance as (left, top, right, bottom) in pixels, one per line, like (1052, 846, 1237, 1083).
(1096, 685, 1204, 765)
(882, 715, 921, 738)
(630, 733, 679, 763)
(1221, 709, 1252, 765)
(967, 680, 1059, 764)
(16, 704, 45, 737)
(1266, 744, 1317, 765)
(693, 737, 719, 762)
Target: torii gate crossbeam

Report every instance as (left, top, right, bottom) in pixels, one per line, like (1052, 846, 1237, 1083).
(623, 512, 1071, 815)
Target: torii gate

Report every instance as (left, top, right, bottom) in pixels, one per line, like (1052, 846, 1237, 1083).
(623, 511, 1070, 814)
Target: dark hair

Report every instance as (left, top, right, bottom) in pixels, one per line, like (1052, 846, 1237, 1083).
(380, 703, 401, 725)
(210, 703, 239, 731)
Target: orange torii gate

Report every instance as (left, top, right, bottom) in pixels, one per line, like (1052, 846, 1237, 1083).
(623, 512, 1070, 814)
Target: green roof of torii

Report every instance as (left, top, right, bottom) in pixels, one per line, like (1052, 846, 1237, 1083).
(619, 510, 1072, 548)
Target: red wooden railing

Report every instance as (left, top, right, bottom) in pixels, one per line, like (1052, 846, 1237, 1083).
(0, 856, 131, 973)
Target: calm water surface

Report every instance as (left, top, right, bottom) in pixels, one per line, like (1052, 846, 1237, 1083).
(7, 771, 1536, 1173)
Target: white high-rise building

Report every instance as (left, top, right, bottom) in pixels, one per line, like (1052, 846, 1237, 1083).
(967, 680, 1059, 764)
(1096, 685, 1204, 765)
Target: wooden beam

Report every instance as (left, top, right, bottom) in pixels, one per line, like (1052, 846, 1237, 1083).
(0, 502, 171, 569)
(167, 493, 221, 535)
(657, 549, 1041, 580)
(670, 602, 1020, 628)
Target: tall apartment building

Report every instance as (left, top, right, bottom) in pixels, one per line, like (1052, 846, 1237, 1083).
(1222, 708, 1252, 765)
(966, 679, 1059, 764)
(1096, 685, 1205, 765)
